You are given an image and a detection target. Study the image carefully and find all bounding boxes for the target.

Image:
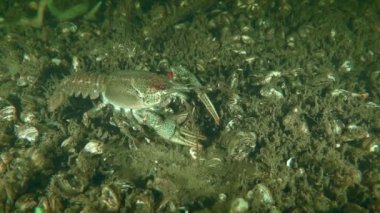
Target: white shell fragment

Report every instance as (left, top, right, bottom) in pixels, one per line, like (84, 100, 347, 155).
(260, 88, 284, 99)
(370, 144, 379, 152)
(20, 111, 37, 124)
(219, 193, 227, 202)
(15, 125, 39, 142)
(340, 60, 353, 72)
(59, 22, 78, 34)
(330, 29, 336, 39)
(246, 184, 274, 210)
(0, 105, 17, 122)
(327, 74, 336, 81)
(332, 119, 344, 135)
(286, 157, 294, 168)
(331, 89, 368, 100)
(51, 58, 62, 66)
(189, 147, 198, 160)
(366, 102, 380, 108)
(230, 197, 249, 213)
(241, 35, 253, 44)
(83, 140, 104, 154)
(0, 98, 17, 122)
(340, 124, 370, 142)
(221, 131, 257, 162)
(72, 56, 79, 72)
(61, 136, 77, 153)
(259, 71, 282, 85)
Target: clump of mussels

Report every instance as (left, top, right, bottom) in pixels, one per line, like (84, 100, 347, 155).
(0, 0, 379, 212)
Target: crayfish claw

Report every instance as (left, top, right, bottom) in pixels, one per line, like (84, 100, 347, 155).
(133, 110, 204, 148)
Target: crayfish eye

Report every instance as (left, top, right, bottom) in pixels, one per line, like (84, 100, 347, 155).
(165, 71, 174, 80)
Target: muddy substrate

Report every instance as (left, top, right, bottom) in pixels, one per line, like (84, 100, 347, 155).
(0, 0, 379, 212)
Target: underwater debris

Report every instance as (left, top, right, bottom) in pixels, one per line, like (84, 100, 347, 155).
(230, 197, 249, 213)
(15, 125, 39, 143)
(246, 184, 274, 211)
(220, 130, 257, 162)
(0, 98, 16, 122)
(18, 0, 102, 28)
(0, 0, 379, 211)
(83, 139, 104, 155)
